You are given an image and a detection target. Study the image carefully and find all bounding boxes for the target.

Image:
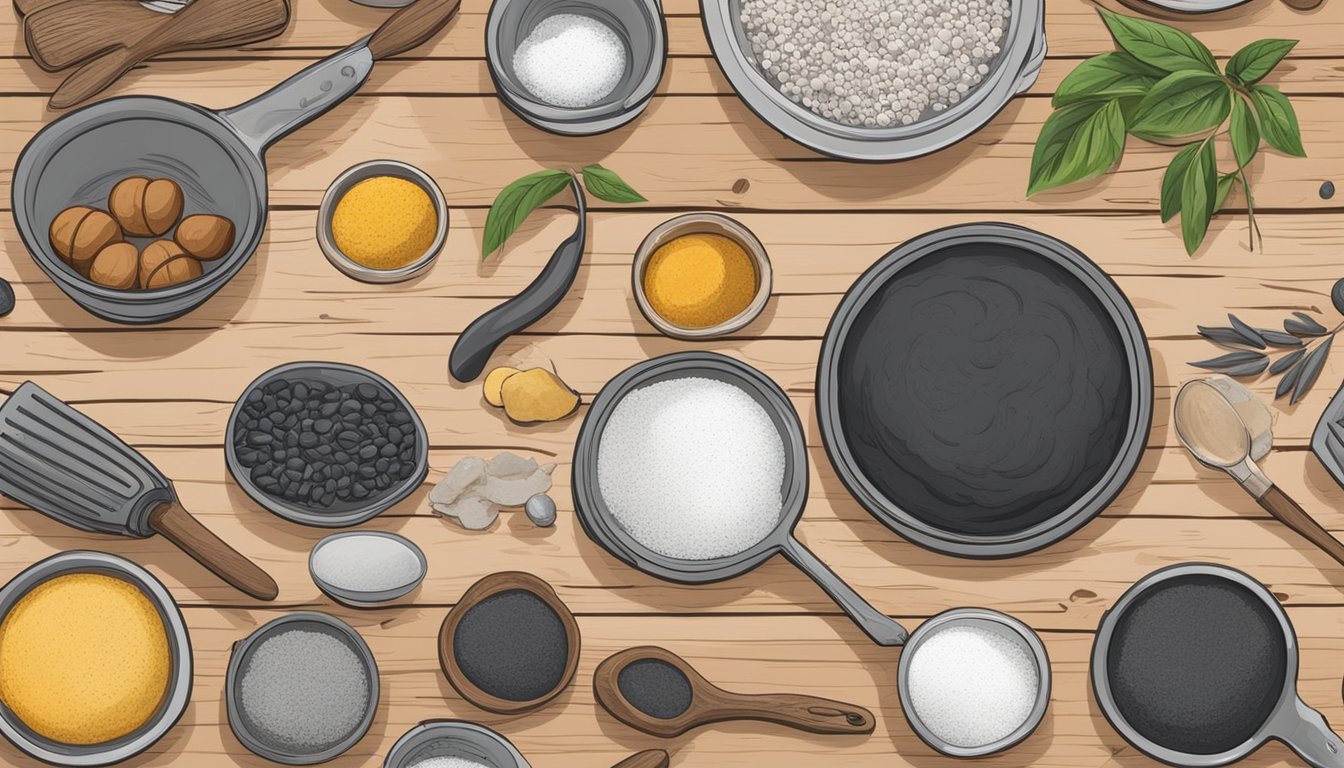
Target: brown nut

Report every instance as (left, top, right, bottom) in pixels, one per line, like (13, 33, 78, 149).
(49, 206, 122, 276)
(139, 240, 188, 288)
(88, 242, 140, 289)
(144, 255, 203, 289)
(174, 214, 235, 261)
(108, 176, 184, 237)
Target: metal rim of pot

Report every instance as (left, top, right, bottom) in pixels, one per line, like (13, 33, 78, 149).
(485, 0, 668, 136)
(316, 160, 450, 284)
(224, 361, 430, 528)
(382, 720, 532, 768)
(0, 550, 194, 767)
(225, 611, 380, 765)
(815, 222, 1154, 558)
(309, 530, 428, 608)
(897, 607, 1051, 758)
(699, 0, 1046, 161)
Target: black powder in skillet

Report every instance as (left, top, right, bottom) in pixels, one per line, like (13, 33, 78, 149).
(617, 659, 693, 719)
(1105, 574, 1287, 755)
(453, 589, 568, 702)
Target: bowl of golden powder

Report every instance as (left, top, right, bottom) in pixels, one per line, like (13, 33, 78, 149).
(318, 160, 449, 284)
(0, 551, 192, 766)
(633, 213, 772, 340)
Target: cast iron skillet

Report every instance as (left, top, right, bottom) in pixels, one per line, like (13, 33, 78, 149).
(816, 223, 1153, 558)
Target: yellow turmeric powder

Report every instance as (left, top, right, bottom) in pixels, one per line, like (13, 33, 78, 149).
(643, 233, 757, 329)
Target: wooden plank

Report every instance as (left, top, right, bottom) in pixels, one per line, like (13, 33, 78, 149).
(0, 609, 1335, 767)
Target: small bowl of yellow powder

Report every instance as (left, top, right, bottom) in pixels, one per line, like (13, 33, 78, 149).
(633, 213, 773, 339)
(318, 160, 449, 284)
(0, 550, 192, 766)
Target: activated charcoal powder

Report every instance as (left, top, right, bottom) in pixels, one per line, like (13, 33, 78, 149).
(452, 589, 569, 702)
(617, 659, 693, 719)
(1105, 574, 1287, 755)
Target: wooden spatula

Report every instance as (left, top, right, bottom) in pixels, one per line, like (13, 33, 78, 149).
(47, 0, 289, 108)
(22, 0, 150, 71)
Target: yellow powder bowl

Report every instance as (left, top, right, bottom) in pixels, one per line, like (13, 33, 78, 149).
(0, 552, 191, 765)
(633, 213, 772, 340)
(319, 161, 449, 284)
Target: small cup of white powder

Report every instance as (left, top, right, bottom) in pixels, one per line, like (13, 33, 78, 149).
(309, 531, 427, 607)
(384, 721, 530, 768)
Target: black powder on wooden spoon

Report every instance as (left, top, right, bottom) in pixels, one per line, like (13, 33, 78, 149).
(617, 659, 693, 719)
(453, 589, 569, 702)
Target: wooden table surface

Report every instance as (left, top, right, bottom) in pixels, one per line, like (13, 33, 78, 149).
(3, 0, 1344, 765)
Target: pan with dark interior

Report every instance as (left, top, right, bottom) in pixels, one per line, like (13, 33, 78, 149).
(816, 222, 1152, 558)
(1092, 563, 1344, 767)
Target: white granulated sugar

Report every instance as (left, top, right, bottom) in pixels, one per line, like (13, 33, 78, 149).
(597, 376, 785, 560)
(311, 534, 422, 594)
(512, 13, 627, 109)
(906, 624, 1039, 748)
(239, 629, 369, 752)
(740, 0, 1012, 127)
(408, 758, 491, 768)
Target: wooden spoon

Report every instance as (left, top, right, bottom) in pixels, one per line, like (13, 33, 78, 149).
(594, 646, 875, 739)
(614, 750, 670, 768)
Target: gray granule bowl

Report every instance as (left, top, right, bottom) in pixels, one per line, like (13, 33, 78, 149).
(0, 551, 193, 768)
(383, 721, 531, 768)
(226, 612, 380, 765)
(225, 362, 430, 528)
(486, 0, 667, 136)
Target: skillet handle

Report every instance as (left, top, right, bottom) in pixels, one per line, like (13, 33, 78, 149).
(1278, 697, 1344, 768)
(780, 534, 908, 646)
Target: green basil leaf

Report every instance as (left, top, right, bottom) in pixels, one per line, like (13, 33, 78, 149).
(482, 169, 573, 260)
(1214, 172, 1238, 211)
(1226, 39, 1297, 85)
(1053, 52, 1165, 107)
(1098, 9, 1218, 74)
(1250, 84, 1306, 157)
(1027, 100, 1127, 196)
(1229, 96, 1259, 169)
(1180, 140, 1218, 255)
(1129, 71, 1231, 141)
(1160, 143, 1201, 222)
(580, 164, 648, 203)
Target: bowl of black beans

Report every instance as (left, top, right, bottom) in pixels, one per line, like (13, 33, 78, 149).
(226, 362, 429, 527)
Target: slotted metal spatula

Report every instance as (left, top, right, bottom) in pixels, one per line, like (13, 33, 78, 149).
(0, 381, 278, 600)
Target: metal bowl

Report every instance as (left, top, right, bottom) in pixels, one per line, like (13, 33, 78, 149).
(309, 531, 428, 608)
(226, 612, 380, 765)
(0, 551, 193, 767)
(317, 160, 449, 284)
(383, 720, 531, 768)
(486, 0, 667, 136)
(225, 362, 430, 528)
(631, 213, 773, 340)
(898, 608, 1051, 757)
(701, 0, 1046, 161)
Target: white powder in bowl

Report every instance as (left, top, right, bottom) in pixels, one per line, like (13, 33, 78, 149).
(512, 13, 627, 109)
(597, 376, 785, 560)
(311, 533, 423, 594)
(906, 623, 1040, 748)
(408, 757, 492, 768)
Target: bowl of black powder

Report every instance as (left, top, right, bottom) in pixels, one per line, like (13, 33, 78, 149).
(226, 362, 429, 527)
(438, 572, 580, 714)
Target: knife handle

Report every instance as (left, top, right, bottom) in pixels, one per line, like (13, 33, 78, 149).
(149, 501, 278, 600)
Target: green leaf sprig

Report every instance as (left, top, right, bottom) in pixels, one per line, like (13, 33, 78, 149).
(482, 164, 646, 260)
(1028, 9, 1305, 255)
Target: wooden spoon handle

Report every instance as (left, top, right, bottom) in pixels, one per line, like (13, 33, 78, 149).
(149, 501, 278, 600)
(367, 0, 462, 61)
(613, 750, 669, 768)
(700, 691, 876, 735)
(1257, 485, 1344, 568)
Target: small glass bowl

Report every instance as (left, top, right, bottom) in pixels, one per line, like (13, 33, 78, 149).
(632, 213, 773, 340)
(317, 160, 448, 284)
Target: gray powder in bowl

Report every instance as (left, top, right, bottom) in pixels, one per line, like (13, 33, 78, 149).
(239, 628, 370, 753)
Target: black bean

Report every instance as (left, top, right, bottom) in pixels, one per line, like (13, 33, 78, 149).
(359, 445, 378, 460)
(339, 430, 361, 445)
(321, 492, 336, 506)
(357, 383, 379, 400)
(380, 444, 398, 458)
(352, 483, 369, 498)
(247, 389, 263, 404)
(390, 411, 410, 425)
(248, 433, 273, 447)
(320, 402, 340, 417)
(250, 464, 270, 483)
(314, 419, 333, 434)
(299, 433, 319, 448)
(387, 427, 402, 443)
(337, 476, 352, 490)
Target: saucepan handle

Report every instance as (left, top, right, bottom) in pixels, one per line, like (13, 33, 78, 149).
(780, 534, 908, 647)
(1277, 697, 1344, 768)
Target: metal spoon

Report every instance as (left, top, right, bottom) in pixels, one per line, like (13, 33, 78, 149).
(1174, 377, 1344, 567)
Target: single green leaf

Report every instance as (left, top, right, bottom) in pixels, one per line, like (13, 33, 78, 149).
(1160, 143, 1201, 222)
(1229, 96, 1259, 169)
(482, 169, 573, 260)
(1098, 8, 1218, 74)
(1053, 52, 1165, 107)
(1214, 172, 1238, 211)
(1180, 140, 1217, 255)
(1250, 84, 1306, 157)
(1027, 100, 1128, 196)
(1129, 71, 1231, 141)
(1226, 39, 1297, 85)
(580, 164, 647, 203)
